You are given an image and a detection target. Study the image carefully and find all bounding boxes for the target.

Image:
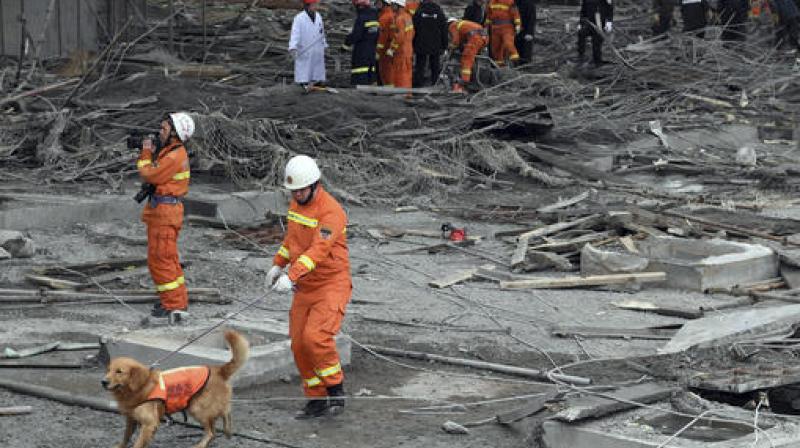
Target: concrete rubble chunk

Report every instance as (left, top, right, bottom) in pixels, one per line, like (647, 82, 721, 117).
(580, 244, 648, 276)
(0, 230, 35, 258)
(553, 383, 676, 422)
(659, 304, 800, 354)
(0, 247, 10, 260)
(638, 236, 778, 291)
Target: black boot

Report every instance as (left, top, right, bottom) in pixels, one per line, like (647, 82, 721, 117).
(327, 383, 345, 415)
(295, 399, 329, 420)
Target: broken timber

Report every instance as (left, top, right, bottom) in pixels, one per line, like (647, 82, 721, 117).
(500, 272, 666, 290)
(551, 324, 679, 340)
(364, 344, 591, 385)
(612, 299, 704, 319)
(511, 214, 601, 268)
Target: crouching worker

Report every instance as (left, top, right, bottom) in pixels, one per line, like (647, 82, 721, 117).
(265, 155, 352, 419)
(448, 18, 488, 93)
(136, 112, 194, 323)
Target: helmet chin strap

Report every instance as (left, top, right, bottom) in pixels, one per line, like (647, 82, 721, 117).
(296, 181, 319, 205)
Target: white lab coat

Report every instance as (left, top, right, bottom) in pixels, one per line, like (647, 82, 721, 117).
(289, 10, 328, 84)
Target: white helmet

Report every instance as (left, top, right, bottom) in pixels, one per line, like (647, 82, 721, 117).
(169, 112, 195, 142)
(284, 155, 321, 190)
(448, 17, 458, 24)
(392, 0, 406, 6)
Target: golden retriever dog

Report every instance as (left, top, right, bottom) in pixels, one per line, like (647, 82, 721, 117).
(102, 330, 249, 448)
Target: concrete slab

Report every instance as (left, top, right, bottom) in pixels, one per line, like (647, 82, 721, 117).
(99, 318, 351, 389)
(688, 364, 800, 394)
(184, 190, 287, 225)
(0, 193, 140, 230)
(659, 304, 800, 354)
(554, 383, 677, 422)
(638, 237, 779, 291)
(543, 406, 800, 448)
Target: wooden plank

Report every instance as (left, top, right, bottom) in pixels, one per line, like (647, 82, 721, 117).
(612, 299, 704, 319)
(619, 236, 639, 254)
(554, 384, 678, 422)
(516, 214, 601, 242)
(551, 324, 678, 340)
(528, 231, 616, 252)
(536, 191, 590, 213)
(25, 274, 82, 290)
(0, 406, 33, 416)
(500, 272, 666, 290)
(428, 264, 493, 288)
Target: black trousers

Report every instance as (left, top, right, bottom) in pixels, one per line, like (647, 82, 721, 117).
(652, 0, 675, 36)
(577, 19, 604, 63)
(413, 52, 442, 87)
(514, 35, 533, 64)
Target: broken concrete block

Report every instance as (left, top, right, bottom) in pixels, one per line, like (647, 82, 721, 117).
(554, 383, 676, 422)
(660, 304, 800, 354)
(0, 230, 35, 258)
(0, 247, 10, 260)
(781, 264, 800, 289)
(514, 250, 573, 273)
(735, 146, 757, 166)
(638, 237, 778, 291)
(580, 244, 648, 276)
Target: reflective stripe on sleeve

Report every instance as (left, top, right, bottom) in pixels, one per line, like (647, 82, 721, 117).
(365, 21, 379, 27)
(137, 160, 152, 169)
(172, 171, 190, 181)
(352, 66, 370, 74)
(278, 246, 290, 259)
(297, 255, 316, 271)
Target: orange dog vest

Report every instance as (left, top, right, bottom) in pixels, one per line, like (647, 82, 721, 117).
(147, 366, 210, 415)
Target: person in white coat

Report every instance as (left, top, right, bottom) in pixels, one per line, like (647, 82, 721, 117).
(289, 0, 328, 86)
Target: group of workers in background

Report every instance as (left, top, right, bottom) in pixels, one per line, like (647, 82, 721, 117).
(289, 0, 800, 94)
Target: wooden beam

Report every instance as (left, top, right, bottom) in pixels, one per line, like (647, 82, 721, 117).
(612, 299, 703, 319)
(551, 324, 679, 340)
(500, 272, 666, 290)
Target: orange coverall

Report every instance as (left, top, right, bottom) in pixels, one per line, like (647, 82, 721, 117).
(377, 5, 396, 86)
(137, 140, 190, 312)
(146, 366, 210, 414)
(272, 185, 352, 397)
(485, 0, 520, 66)
(388, 8, 415, 89)
(449, 20, 489, 83)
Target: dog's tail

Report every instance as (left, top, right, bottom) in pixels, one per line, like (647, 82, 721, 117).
(219, 330, 250, 380)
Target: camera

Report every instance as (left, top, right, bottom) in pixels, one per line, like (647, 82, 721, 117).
(127, 131, 155, 150)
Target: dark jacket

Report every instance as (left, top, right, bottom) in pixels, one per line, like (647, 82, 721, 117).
(680, 0, 708, 32)
(463, 1, 485, 25)
(516, 0, 536, 35)
(345, 7, 379, 72)
(580, 0, 613, 24)
(413, 1, 448, 54)
(773, 0, 800, 21)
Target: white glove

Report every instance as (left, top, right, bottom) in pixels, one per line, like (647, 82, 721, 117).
(386, 48, 394, 58)
(265, 265, 282, 289)
(524, 34, 533, 42)
(576, 22, 583, 31)
(272, 274, 294, 293)
(604, 22, 612, 33)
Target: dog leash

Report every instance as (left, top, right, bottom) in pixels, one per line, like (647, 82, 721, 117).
(148, 290, 273, 369)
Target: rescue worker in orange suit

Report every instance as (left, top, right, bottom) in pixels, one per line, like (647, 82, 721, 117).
(385, 0, 415, 90)
(376, 0, 396, 86)
(484, 0, 521, 66)
(447, 18, 489, 93)
(136, 112, 194, 321)
(343, 0, 379, 85)
(577, 0, 613, 66)
(266, 155, 352, 419)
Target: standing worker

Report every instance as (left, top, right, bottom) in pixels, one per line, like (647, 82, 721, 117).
(376, 0, 396, 86)
(485, 0, 521, 67)
(447, 18, 489, 93)
(386, 0, 415, 90)
(463, 0, 486, 25)
(718, 0, 749, 41)
(515, 0, 537, 65)
(266, 155, 352, 419)
(137, 113, 194, 322)
(651, 0, 676, 36)
(680, 0, 709, 37)
(344, 0, 379, 85)
(772, 0, 800, 50)
(577, 0, 613, 66)
(413, 0, 448, 87)
(289, 0, 328, 88)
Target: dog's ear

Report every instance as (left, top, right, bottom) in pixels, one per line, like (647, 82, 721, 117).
(129, 362, 152, 390)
